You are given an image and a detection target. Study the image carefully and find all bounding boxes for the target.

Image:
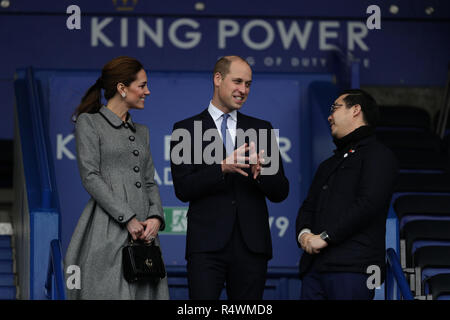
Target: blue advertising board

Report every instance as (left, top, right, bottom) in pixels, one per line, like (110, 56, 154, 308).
(1, 8, 449, 85)
(2, 1, 449, 140)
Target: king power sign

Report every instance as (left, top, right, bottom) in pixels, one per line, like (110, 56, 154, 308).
(64, 3, 378, 72)
(84, 17, 372, 71)
(89, 18, 370, 52)
(62, 3, 450, 85)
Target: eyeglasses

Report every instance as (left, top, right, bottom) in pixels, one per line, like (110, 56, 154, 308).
(330, 103, 345, 114)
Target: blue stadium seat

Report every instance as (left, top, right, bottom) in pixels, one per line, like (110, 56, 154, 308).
(413, 246, 450, 297)
(401, 220, 450, 269)
(424, 273, 450, 300)
(394, 195, 450, 231)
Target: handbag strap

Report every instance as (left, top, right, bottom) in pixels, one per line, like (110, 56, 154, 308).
(128, 234, 156, 246)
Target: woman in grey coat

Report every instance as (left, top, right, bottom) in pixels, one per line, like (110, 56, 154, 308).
(64, 56, 169, 299)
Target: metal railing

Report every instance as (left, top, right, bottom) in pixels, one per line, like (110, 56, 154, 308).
(386, 248, 414, 300)
(25, 67, 54, 210)
(14, 67, 61, 299)
(44, 239, 66, 300)
(25, 68, 63, 299)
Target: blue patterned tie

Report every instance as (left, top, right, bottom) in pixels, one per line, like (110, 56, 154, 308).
(221, 114, 234, 156)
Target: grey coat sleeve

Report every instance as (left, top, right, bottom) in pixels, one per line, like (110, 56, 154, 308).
(75, 114, 137, 224)
(143, 127, 166, 231)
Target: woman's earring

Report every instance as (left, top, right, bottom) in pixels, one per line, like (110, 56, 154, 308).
(121, 93, 126, 98)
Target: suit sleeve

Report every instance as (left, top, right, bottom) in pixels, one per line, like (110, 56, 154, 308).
(170, 122, 226, 202)
(75, 114, 136, 224)
(143, 127, 166, 230)
(251, 122, 289, 203)
(326, 147, 399, 245)
(295, 163, 323, 248)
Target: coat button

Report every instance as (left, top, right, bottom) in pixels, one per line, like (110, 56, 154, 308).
(129, 136, 135, 141)
(322, 185, 328, 190)
(118, 216, 124, 222)
(134, 166, 140, 173)
(123, 123, 129, 129)
(133, 150, 139, 156)
(135, 182, 142, 188)
(231, 200, 236, 205)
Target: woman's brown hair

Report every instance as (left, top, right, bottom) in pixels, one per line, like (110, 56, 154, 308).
(72, 56, 144, 121)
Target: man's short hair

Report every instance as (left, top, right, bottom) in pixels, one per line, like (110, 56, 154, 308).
(213, 55, 250, 79)
(340, 89, 379, 127)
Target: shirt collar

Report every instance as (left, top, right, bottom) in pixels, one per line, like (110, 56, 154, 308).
(208, 101, 237, 122)
(99, 105, 136, 132)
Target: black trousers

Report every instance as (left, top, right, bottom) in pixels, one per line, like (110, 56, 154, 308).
(301, 269, 375, 300)
(187, 221, 268, 300)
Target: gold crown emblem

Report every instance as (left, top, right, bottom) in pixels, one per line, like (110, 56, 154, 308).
(112, 0, 138, 11)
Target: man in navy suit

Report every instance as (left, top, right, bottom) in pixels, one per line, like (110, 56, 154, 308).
(170, 56, 289, 299)
(295, 89, 398, 300)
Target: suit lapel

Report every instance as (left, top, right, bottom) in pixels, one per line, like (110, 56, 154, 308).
(199, 108, 227, 159)
(198, 108, 217, 131)
(236, 111, 252, 150)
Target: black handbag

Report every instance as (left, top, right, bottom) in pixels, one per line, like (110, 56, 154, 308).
(122, 238, 166, 283)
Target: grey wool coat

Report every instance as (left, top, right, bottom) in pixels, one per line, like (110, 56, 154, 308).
(64, 106, 169, 300)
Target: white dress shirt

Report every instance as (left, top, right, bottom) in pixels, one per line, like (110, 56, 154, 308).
(298, 228, 312, 244)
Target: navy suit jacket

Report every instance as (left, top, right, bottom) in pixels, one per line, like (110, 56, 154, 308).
(170, 109, 289, 260)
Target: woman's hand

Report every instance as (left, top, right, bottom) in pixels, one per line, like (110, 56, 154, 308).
(126, 217, 144, 240)
(140, 218, 161, 243)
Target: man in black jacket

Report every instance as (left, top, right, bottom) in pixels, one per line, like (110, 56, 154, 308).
(170, 56, 289, 299)
(295, 89, 398, 300)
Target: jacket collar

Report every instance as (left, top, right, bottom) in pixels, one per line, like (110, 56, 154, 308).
(99, 105, 136, 132)
(317, 134, 375, 187)
(333, 130, 376, 156)
(207, 102, 238, 123)
(199, 108, 249, 131)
